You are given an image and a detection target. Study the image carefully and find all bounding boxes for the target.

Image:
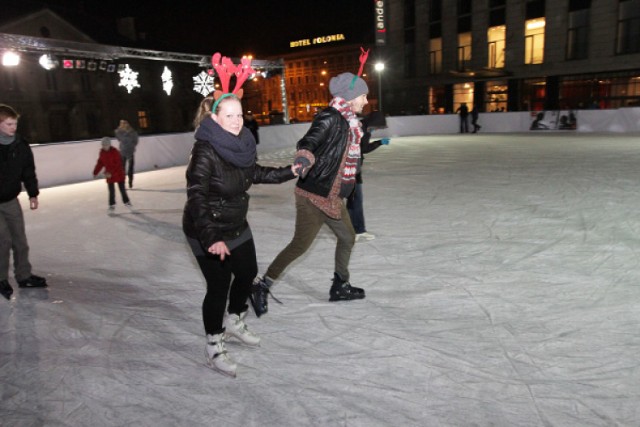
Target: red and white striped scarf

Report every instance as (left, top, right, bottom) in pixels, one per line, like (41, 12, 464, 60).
(329, 97, 362, 192)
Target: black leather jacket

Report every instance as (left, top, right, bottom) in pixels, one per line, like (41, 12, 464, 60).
(296, 107, 350, 198)
(0, 135, 39, 203)
(182, 139, 294, 248)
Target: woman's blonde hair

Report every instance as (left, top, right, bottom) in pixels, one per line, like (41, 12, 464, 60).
(193, 96, 214, 128)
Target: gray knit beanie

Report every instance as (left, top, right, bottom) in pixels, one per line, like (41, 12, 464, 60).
(329, 72, 369, 101)
(101, 137, 111, 147)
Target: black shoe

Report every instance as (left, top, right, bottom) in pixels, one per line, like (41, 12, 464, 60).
(329, 273, 365, 301)
(18, 274, 48, 288)
(0, 280, 13, 300)
(249, 276, 282, 318)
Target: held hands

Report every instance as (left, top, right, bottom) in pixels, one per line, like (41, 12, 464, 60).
(208, 241, 230, 261)
(294, 157, 311, 179)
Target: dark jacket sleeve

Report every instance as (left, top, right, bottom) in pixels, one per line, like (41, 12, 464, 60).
(252, 164, 295, 184)
(360, 130, 382, 155)
(21, 142, 40, 198)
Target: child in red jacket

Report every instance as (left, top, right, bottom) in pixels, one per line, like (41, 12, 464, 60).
(93, 137, 131, 211)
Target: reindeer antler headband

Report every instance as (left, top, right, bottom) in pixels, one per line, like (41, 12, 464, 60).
(210, 52, 256, 113)
(349, 47, 370, 89)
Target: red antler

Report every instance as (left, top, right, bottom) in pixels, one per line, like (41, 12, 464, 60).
(211, 52, 236, 93)
(232, 56, 255, 95)
(357, 47, 370, 77)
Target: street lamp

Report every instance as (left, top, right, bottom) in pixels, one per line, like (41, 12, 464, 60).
(374, 62, 385, 112)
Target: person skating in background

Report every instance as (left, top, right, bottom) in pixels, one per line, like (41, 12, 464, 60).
(251, 48, 372, 317)
(115, 119, 139, 188)
(244, 111, 259, 145)
(456, 102, 470, 133)
(183, 53, 297, 377)
(471, 105, 481, 133)
(93, 137, 131, 211)
(348, 112, 389, 242)
(0, 104, 48, 300)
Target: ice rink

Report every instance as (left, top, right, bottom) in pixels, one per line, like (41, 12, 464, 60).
(2, 132, 640, 426)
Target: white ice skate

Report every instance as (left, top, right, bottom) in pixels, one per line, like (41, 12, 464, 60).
(223, 311, 261, 346)
(205, 333, 237, 377)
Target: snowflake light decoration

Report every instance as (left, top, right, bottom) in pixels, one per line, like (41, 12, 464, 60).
(118, 64, 140, 93)
(161, 66, 173, 95)
(192, 70, 214, 96)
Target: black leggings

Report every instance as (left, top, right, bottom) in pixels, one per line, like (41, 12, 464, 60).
(193, 239, 257, 335)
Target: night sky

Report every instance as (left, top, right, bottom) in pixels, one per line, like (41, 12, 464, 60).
(32, 0, 377, 58)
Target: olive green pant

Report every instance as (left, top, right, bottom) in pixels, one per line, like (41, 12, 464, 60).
(266, 194, 355, 282)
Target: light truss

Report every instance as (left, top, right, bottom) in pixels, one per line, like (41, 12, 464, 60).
(0, 32, 284, 70)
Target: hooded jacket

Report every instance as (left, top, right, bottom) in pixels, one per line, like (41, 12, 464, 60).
(182, 118, 294, 249)
(93, 147, 125, 183)
(0, 135, 39, 203)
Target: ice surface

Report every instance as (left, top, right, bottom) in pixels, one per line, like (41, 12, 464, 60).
(2, 133, 640, 426)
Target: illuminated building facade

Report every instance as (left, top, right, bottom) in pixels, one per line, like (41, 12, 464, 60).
(378, 0, 640, 114)
(251, 44, 379, 124)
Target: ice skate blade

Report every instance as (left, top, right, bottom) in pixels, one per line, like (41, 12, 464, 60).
(205, 359, 237, 378)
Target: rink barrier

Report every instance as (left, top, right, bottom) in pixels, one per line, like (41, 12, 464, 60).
(33, 107, 640, 188)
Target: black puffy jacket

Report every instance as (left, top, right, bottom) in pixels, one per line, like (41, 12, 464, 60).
(295, 107, 350, 197)
(182, 139, 294, 249)
(0, 135, 39, 203)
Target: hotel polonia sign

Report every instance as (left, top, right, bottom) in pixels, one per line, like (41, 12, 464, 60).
(290, 34, 346, 48)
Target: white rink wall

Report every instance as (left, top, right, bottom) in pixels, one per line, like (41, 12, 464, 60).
(33, 107, 640, 188)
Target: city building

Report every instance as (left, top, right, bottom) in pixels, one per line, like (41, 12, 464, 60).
(252, 44, 380, 124)
(378, 0, 640, 115)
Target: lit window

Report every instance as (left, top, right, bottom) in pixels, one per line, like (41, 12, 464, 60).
(525, 18, 545, 64)
(487, 26, 506, 68)
(137, 111, 148, 129)
(429, 38, 442, 74)
(457, 32, 472, 71)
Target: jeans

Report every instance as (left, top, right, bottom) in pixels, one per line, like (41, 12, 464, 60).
(347, 183, 366, 234)
(460, 116, 469, 133)
(122, 156, 135, 187)
(0, 198, 32, 281)
(266, 194, 355, 282)
(107, 181, 130, 206)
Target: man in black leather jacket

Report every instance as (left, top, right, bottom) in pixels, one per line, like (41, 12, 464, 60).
(0, 104, 48, 300)
(251, 72, 370, 316)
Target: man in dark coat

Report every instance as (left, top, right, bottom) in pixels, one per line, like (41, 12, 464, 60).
(0, 104, 47, 300)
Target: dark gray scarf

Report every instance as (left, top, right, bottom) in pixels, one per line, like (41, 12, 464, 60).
(0, 133, 15, 146)
(194, 116, 256, 168)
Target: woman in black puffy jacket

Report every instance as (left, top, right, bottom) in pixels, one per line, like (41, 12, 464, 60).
(183, 95, 296, 377)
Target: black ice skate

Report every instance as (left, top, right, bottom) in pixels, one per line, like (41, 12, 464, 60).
(329, 272, 365, 302)
(249, 276, 281, 317)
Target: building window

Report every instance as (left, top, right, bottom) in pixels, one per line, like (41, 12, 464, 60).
(567, 0, 590, 60)
(488, 26, 506, 68)
(137, 110, 148, 129)
(522, 78, 546, 111)
(525, 18, 546, 64)
(429, 85, 446, 113)
(458, 0, 472, 32)
(560, 73, 640, 109)
(489, 0, 506, 27)
(429, 38, 443, 74)
(405, 44, 416, 78)
(616, 0, 640, 55)
(485, 80, 508, 111)
(453, 82, 474, 111)
(457, 32, 472, 71)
